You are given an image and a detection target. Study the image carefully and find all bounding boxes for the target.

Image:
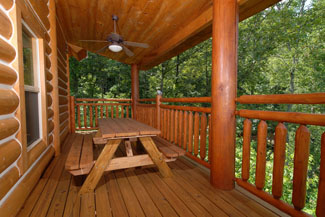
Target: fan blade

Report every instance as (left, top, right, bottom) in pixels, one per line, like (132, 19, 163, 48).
(123, 41, 149, 48)
(80, 40, 108, 43)
(121, 44, 134, 57)
(96, 45, 108, 54)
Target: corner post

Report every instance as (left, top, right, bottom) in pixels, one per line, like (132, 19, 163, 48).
(156, 92, 162, 129)
(131, 64, 139, 119)
(49, 0, 60, 156)
(210, 0, 238, 190)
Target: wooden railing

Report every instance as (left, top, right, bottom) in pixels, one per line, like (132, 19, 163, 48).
(70, 97, 132, 131)
(235, 93, 325, 217)
(136, 96, 212, 168)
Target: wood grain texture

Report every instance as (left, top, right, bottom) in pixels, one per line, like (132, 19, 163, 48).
(255, 120, 267, 190)
(199, 113, 207, 160)
(272, 123, 287, 199)
(242, 119, 252, 181)
(292, 125, 310, 210)
(0, 63, 17, 85)
(237, 93, 325, 104)
(0, 139, 20, 173)
(0, 166, 19, 200)
(0, 36, 16, 63)
(0, 118, 19, 140)
(0, 0, 14, 10)
(0, 8, 12, 39)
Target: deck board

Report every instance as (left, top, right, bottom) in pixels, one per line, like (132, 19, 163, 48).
(17, 133, 280, 217)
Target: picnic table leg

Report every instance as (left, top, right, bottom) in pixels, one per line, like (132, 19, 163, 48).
(139, 137, 173, 178)
(79, 139, 122, 194)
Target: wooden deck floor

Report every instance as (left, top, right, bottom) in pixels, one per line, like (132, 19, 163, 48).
(17, 134, 279, 217)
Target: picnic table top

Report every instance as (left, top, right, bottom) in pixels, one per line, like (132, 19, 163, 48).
(98, 118, 161, 139)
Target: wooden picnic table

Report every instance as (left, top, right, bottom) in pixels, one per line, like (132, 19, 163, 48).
(78, 118, 173, 194)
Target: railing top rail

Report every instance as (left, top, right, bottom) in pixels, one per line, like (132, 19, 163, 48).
(75, 98, 131, 102)
(76, 103, 131, 106)
(160, 104, 211, 113)
(160, 97, 211, 103)
(236, 93, 325, 104)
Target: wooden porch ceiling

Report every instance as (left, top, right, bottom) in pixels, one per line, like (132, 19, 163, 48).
(56, 0, 280, 70)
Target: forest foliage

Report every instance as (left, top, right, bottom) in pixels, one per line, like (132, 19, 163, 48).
(70, 0, 324, 215)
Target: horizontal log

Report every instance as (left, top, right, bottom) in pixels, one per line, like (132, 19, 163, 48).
(59, 112, 69, 123)
(44, 42, 51, 56)
(76, 98, 131, 102)
(0, 0, 14, 10)
(59, 95, 68, 105)
(0, 63, 17, 85)
(136, 103, 156, 108)
(76, 103, 131, 106)
(236, 179, 312, 217)
(185, 152, 211, 168)
(47, 108, 54, 119)
(0, 9, 12, 39)
(236, 93, 325, 104)
(0, 139, 20, 173)
(60, 120, 68, 132)
(237, 109, 325, 126)
(138, 98, 155, 102)
(47, 94, 52, 107)
(60, 128, 69, 144)
(27, 140, 47, 167)
(58, 78, 67, 89)
(161, 96, 211, 103)
(44, 32, 50, 44)
(48, 120, 54, 134)
(59, 105, 68, 113)
(0, 147, 54, 217)
(0, 166, 19, 200)
(59, 87, 68, 96)
(46, 82, 53, 93)
(160, 104, 211, 113)
(58, 68, 68, 82)
(46, 69, 53, 81)
(0, 37, 15, 63)
(0, 89, 19, 115)
(0, 118, 19, 140)
(45, 54, 51, 69)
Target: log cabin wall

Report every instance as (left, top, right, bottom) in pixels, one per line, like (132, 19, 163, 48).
(0, 0, 68, 216)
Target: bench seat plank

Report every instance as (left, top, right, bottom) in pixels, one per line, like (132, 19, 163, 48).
(65, 134, 84, 170)
(79, 134, 94, 169)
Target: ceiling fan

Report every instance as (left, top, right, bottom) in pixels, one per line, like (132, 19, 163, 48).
(79, 15, 149, 57)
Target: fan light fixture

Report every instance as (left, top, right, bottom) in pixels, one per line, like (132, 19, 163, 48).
(109, 42, 123, 52)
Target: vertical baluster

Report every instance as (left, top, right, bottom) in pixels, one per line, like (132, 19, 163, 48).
(272, 123, 287, 198)
(95, 105, 98, 127)
(106, 105, 109, 118)
(111, 105, 114, 118)
(167, 109, 170, 141)
(255, 120, 267, 190)
(77, 105, 81, 129)
(183, 111, 188, 150)
(84, 105, 87, 129)
(89, 106, 93, 128)
(164, 109, 168, 139)
(317, 132, 325, 216)
(208, 115, 212, 162)
(100, 105, 103, 119)
(194, 112, 200, 156)
(170, 110, 174, 143)
(178, 111, 183, 147)
(160, 109, 164, 135)
(188, 112, 194, 154)
(126, 106, 130, 118)
(121, 106, 124, 118)
(115, 105, 119, 118)
(242, 119, 252, 181)
(200, 113, 207, 160)
(292, 125, 310, 210)
(174, 110, 178, 145)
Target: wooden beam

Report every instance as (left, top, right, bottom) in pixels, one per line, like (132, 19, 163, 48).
(131, 64, 139, 119)
(210, 0, 238, 190)
(49, 0, 60, 156)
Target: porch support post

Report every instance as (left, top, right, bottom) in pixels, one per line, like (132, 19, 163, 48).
(131, 64, 139, 119)
(49, 0, 60, 156)
(210, 0, 238, 190)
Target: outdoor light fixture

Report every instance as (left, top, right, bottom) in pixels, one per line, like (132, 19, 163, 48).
(108, 42, 123, 52)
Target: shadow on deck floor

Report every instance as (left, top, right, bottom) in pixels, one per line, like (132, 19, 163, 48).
(16, 134, 279, 217)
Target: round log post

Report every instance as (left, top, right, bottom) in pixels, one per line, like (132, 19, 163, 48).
(131, 64, 139, 119)
(210, 0, 238, 190)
